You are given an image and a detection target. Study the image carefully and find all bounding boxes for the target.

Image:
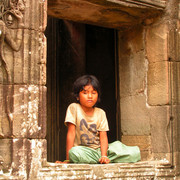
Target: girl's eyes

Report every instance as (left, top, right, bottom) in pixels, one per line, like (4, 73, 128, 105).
(82, 91, 97, 94)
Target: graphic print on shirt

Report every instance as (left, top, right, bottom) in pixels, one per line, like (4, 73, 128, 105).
(80, 119, 100, 146)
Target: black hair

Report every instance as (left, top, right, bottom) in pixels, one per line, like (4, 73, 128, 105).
(73, 75, 101, 102)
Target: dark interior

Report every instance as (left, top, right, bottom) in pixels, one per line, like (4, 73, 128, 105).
(46, 17, 118, 162)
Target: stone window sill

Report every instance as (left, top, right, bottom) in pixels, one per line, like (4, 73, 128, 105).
(38, 160, 176, 179)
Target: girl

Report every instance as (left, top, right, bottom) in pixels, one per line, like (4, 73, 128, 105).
(57, 75, 140, 164)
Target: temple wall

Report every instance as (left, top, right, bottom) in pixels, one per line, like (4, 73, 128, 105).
(0, 0, 47, 178)
(0, 0, 179, 179)
(119, 1, 179, 173)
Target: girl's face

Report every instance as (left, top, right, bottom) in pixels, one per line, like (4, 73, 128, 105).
(79, 85, 98, 109)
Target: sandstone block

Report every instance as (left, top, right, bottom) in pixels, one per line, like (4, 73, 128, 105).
(23, 0, 47, 31)
(152, 152, 171, 162)
(121, 135, 151, 150)
(172, 105, 180, 152)
(12, 85, 47, 138)
(146, 23, 168, 62)
(119, 51, 147, 97)
(121, 96, 171, 158)
(2, 30, 46, 85)
(23, 30, 47, 85)
(118, 26, 147, 97)
(121, 135, 152, 161)
(120, 94, 151, 135)
(170, 62, 180, 105)
(0, 85, 46, 138)
(149, 106, 170, 154)
(118, 25, 144, 54)
(173, 152, 180, 171)
(12, 138, 47, 178)
(147, 61, 169, 105)
(0, 85, 11, 137)
(16, 30, 46, 85)
(0, 139, 12, 172)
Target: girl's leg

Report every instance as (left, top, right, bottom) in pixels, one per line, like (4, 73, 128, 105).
(69, 146, 101, 164)
(107, 141, 141, 163)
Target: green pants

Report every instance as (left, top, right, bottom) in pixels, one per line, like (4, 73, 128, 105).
(69, 141, 141, 164)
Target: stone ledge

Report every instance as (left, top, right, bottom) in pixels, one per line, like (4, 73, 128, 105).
(37, 160, 176, 179)
(0, 160, 177, 179)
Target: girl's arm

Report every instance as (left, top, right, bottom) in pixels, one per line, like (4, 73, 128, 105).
(99, 131, 110, 164)
(66, 122, 76, 161)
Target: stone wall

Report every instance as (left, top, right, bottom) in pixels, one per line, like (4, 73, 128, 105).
(0, 0, 47, 178)
(118, 25, 152, 160)
(0, 0, 179, 179)
(118, 0, 179, 175)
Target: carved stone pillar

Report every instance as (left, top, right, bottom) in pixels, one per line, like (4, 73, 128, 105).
(0, 0, 47, 178)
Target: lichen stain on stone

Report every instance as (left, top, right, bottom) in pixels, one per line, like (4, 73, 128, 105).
(38, 34, 46, 54)
(29, 140, 44, 178)
(15, 141, 28, 178)
(18, 86, 42, 136)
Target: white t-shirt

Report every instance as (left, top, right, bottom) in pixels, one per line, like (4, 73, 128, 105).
(65, 103, 109, 149)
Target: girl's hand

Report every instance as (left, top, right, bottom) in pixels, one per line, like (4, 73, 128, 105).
(99, 156, 110, 164)
(55, 160, 69, 164)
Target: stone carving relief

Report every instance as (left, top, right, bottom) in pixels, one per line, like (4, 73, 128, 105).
(0, 0, 25, 82)
(0, 0, 25, 137)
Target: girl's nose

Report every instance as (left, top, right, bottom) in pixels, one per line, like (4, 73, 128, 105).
(88, 93, 92, 98)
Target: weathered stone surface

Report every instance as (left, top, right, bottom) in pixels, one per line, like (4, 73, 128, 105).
(23, 0, 47, 31)
(0, 0, 47, 86)
(173, 105, 180, 167)
(22, 30, 47, 85)
(0, 30, 46, 85)
(170, 62, 180, 105)
(119, 51, 147, 97)
(0, 0, 179, 179)
(0, 139, 12, 172)
(12, 139, 47, 178)
(0, 85, 46, 138)
(152, 152, 171, 163)
(119, 25, 145, 53)
(119, 25, 147, 97)
(174, 152, 180, 176)
(37, 161, 176, 180)
(150, 106, 170, 154)
(12, 85, 47, 138)
(27, 139, 47, 179)
(146, 23, 169, 62)
(8, 30, 46, 85)
(147, 61, 169, 105)
(118, 17, 173, 163)
(176, 106, 180, 152)
(0, 85, 11, 137)
(121, 135, 152, 161)
(47, 0, 165, 29)
(120, 92, 171, 160)
(120, 94, 151, 135)
(168, 28, 180, 62)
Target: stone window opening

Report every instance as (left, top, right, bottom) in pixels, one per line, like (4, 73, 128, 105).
(46, 17, 120, 163)
(44, 16, 178, 180)
(43, 0, 179, 178)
